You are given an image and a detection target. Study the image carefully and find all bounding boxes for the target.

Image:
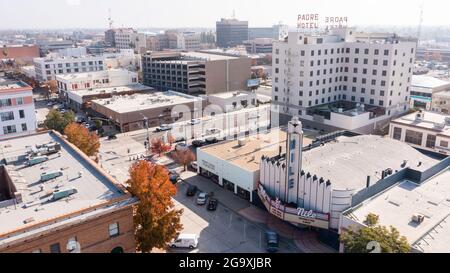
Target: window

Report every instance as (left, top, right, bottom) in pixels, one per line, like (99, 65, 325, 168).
(374, 49, 379, 55)
(426, 135, 436, 149)
(109, 223, 120, 237)
(16, 97, 24, 105)
(1, 98, 13, 107)
(1, 111, 14, 121)
(32, 249, 42, 253)
(393, 127, 402, 140)
(21, 123, 27, 132)
(300, 50, 305, 56)
(440, 140, 449, 148)
(384, 50, 389, 55)
(3, 125, 16, 135)
(19, 110, 25, 119)
(405, 130, 423, 146)
(364, 48, 369, 54)
(50, 243, 61, 253)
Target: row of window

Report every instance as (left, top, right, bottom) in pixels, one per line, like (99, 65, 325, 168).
(44, 61, 103, 69)
(274, 94, 407, 107)
(276, 56, 413, 67)
(276, 47, 415, 56)
(0, 110, 25, 121)
(0, 97, 24, 108)
(393, 127, 449, 149)
(45, 66, 104, 75)
(3, 124, 27, 135)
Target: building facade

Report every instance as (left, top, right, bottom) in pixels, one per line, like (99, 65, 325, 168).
(248, 24, 289, 40)
(33, 54, 105, 82)
(243, 38, 275, 54)
(272, 28, 416, 133)
(142, 51, 252, 95)
(0, 77, 36, 140)
(389, 110, 450, 156)
(0, 44, 40, 64)
(410, 75, 450, 110)
(216, 18, 249, 48)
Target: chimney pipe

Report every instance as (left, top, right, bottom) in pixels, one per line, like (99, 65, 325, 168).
(366, 176, 371, 188)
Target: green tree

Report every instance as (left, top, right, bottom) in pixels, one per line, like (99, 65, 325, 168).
(365, 213, 379, 227)
(340, 224, 411, 253)
(44, 109, 75, 134)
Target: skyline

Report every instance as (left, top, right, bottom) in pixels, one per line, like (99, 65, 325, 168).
(1, 0, 450, 30)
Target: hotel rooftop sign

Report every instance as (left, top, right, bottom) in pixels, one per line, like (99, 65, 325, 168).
(297, 13, 349, 30)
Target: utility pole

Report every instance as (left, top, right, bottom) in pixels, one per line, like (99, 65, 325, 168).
(417, 3, 424, 46)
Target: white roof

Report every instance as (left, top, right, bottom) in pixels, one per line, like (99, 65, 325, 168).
(412, 75, 450, 89)
(348, 168, 450, 252)
(391, 111, 450, 137)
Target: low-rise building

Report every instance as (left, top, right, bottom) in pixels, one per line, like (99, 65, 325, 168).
(0, 44, 40, 65)
(90, 91, 205, 132)
(206, 90, 257, 112)
(340, 158, 450, 253)
(410, 75, 450, 110)
(0, 131, 138, 253)
(432, 90, 450, 113)
(0, 76, 36, 139)
(389, 110, 450, 156)
(243, 38, 274, 54)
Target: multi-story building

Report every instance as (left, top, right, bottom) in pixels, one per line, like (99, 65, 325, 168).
(416, 47, 450, 62)
(0, 131, 138, 253)
(389, 110, 450, 156)
(142, 51, 252, 95)
(0, 76, 36, 139)
(104, 29, 116, 47)
(432, 90, 450, 113)
(56, 69, 140, 109)
(410, 75, 450, 110)
(243, 38, 275, 54)
(0, 44, 40, 65)
(36, 40, 74, 56)
(113, 28, 147, 53)
(248, 24, 289, 40)
(272, 28, 417, 133)
(33, 54, 105, 82)
(216, 18, 249, 48)
(145, 31, 201, 52)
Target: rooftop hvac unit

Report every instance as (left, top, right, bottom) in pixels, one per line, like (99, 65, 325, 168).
(434, 122, 446, 130)
(412, 213, 425, 224)
(415, 111, 425, 121)
(238, 139, 247, 146)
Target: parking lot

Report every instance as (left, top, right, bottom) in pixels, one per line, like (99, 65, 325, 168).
(169, 182, 299, 253)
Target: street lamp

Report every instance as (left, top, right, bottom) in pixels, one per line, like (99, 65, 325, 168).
(140, 113, 150, 142)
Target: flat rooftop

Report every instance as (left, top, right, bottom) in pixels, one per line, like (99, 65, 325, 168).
(301, 135, 438, 191)
(92, 91, 203, 114)
(412, 75, 450, 89)
(0, 77, 31, 91)
(200, 128, 314, 172)
(347, 167, 450, 253)
(182, 51, 239, 61)
(0, 132, 131, 244)
(55, 69, 131, 81)
(67, 83, 153, 102)
(391, 111, 450, 137)
(208, 91, 255, 99)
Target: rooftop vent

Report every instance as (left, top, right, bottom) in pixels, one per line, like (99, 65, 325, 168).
(415, 111, 424, 121)
(412, 213, 425, 224)
(238, 139, 247, 146)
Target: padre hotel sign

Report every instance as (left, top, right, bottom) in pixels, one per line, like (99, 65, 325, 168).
(297, 13, 349, 29)
(257, 183, 330, 229)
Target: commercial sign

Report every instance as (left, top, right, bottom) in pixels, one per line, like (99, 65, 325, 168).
(258, 183, 330, 229)
(297, 13, 349, 30)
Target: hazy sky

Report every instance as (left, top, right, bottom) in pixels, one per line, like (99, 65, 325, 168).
(1, 0, 449, 29)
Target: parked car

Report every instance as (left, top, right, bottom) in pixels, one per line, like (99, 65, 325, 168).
(205, 137, 218, 144)
(107, 134, 117, 140)
(265, 231, 279, 253)
(187, 119, 201, 125)
(186, 185, 198, 196)
(197, 192, 207, 205)
(175, 143, 189, 152)
(192, 139, 207, 147)
(173, 136, 186, 143)
(156, 124, 172, 132)
(206, 128, 221, 135)
(207, 198, 218, 211)
(169, 172, 181, 184)
(170, 234, 199, 249)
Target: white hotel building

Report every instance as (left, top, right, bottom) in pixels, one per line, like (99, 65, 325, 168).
(272, 28, 416, 133)
(0, 76, 36, 139)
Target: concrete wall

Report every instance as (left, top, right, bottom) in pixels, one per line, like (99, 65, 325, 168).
(205, 58, 251, 94)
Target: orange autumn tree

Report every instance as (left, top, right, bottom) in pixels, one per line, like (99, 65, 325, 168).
(150, 137, 171, 157)
(173, 149, 196, 172)
(127, 161, 183, 252)
(64, 123, 100, 158)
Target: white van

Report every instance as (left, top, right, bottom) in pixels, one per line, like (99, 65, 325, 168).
(170, 234, 199, 249)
